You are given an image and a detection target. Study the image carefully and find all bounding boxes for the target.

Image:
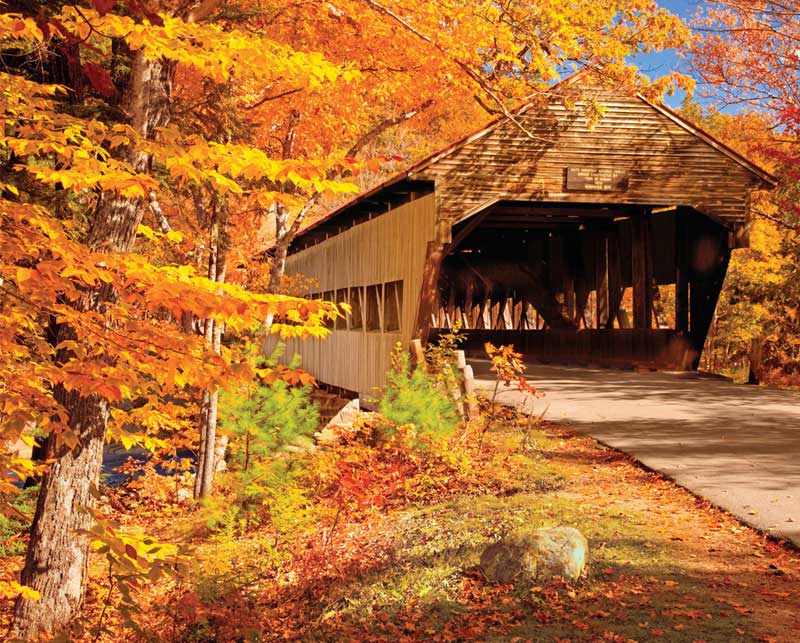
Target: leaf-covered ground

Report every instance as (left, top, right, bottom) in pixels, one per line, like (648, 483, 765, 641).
(263, 421, 800, 643)
(3, 414, 799, 642)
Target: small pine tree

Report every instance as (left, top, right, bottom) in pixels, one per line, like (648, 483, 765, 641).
(217, 351, 319, 531)
(380, 343, 460, 441)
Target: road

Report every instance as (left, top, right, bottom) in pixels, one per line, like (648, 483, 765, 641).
(471, 361, 800, 547)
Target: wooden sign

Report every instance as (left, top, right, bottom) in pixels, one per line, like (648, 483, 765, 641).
(565, 167, 628, 192)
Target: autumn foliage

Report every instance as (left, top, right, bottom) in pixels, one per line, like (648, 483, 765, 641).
(3, 0, 797, 640)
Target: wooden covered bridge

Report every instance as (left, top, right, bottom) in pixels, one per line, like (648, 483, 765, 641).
(274, 75, 774, 397)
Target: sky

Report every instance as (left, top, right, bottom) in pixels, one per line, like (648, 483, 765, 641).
(629, 0, 705, 108)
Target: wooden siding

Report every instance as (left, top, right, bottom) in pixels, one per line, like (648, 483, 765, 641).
(412, 94, 761, 228)
(272, 193, 437, 394)
(435, 328, 692, 370)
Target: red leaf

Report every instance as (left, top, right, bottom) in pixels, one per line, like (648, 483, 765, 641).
(83, 63, 117, 98)
(35, 11, 51, 40)
(124, 0, 165, 26)
(90, 0, 117, 15)
(125, 543, 137, 560)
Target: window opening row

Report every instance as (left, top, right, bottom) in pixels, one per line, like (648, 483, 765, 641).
(308, 280, 403, 333)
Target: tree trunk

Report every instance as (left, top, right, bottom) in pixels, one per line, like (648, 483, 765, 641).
(747, 337, 764, 385)
(194, 210, 227, 499)
(14, 388, 107, 637)
(12, 51, 172, 640)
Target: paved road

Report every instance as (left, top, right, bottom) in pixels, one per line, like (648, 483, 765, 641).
(470, 361, 800, 547)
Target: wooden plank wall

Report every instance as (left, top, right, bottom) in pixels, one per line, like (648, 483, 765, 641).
(269, 194, 437, 395)
(434, 328, 693, 371)
(414, 93, 760, 229)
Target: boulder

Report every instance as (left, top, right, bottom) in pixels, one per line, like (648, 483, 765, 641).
(315, 398, 361, 446)
(480, 526, 588, 584)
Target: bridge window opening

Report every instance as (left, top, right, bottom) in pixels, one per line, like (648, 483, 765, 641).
(322, 291, 334, 328)
(365, 284, 382, 331)
(335, 288, 348, 330)
(383, 280, 403, 332)
(349, 286, 364, 330)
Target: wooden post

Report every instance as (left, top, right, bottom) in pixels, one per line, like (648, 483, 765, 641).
(464, 282, 474, 329)
(595, 231, 609, 328)
(414, 241, 445, 341)
(605, 226, 623, 329)
(689, 223, 731, 368)
(675, 213, 690, 333)
(631, 214, 653, 329)
(446, 287, 456, 329)
(454, 349, 479, 421)
(409, 338, 426, 371)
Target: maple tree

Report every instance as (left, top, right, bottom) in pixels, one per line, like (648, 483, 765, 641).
(241, 0, 693, 290)
(0, 1, 344, 636)
(689, 1, 800, 383)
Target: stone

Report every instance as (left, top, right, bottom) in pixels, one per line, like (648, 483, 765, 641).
(480, 526, 588, 584)
(315, 398, 361, 446)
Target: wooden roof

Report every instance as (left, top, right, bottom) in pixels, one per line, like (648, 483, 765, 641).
(290, 74, 775, 252)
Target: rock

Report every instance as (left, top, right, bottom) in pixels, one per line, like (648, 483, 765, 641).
(176, 487, 193, 502)
(315, 398, 361, 446)
(480, 526, 588, 584)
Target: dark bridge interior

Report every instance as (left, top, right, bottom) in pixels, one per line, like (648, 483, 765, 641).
(430, 201, 731, 370)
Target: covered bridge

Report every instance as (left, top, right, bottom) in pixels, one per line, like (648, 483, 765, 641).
(274, 75, 774, 397)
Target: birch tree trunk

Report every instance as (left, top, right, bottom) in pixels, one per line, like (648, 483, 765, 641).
(194, 210, 228, 499)
(12, 51, 173, 639)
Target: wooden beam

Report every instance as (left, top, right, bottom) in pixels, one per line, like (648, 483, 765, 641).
(675, 213, 690, 333)
(605, 226, 623, 329)
(689, 222, 731, 368)
(595, 231, 609, 328)
(447, 287, 456, 329)
(445, 208, 493, 256)
(464, 282, 474, 329)
(631, 214, 653, 329)
(413, 241, 446, 341)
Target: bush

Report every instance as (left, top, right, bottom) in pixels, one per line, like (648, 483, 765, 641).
(0, 484, 39, 557)
(214, 352, 320, 534)
(380, 343, 460, 441)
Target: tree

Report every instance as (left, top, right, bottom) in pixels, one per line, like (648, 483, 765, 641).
(1, 0, 693, 636)
(0, 2, 343, 636)
(690, 1, 800, 382)
(245, 0, 693, 292)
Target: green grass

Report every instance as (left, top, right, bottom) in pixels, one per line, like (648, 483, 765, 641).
(0, 485, 38, 557)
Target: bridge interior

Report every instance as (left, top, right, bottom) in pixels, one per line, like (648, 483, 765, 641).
(430, 200, 731, 370)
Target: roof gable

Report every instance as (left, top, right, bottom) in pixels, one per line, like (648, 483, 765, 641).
(291, 74, 775, 250)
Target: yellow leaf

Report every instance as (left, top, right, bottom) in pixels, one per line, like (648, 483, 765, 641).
(137, 224, 158, 241)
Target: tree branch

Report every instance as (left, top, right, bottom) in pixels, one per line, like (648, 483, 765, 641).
(185, 0, 224, 23)
(346, 98, 435, 158)
(242, 87, 303, 111)
(287, 192, 321, 240)
(362, 0, 553, 143)
(753, 208, 797, 230)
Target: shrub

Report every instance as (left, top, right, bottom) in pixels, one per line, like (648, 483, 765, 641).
(214, 352, 320, 534)
(0, 485, 39, 556)
(380, 343, 460, 441)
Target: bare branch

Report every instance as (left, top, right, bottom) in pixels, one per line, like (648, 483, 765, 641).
(185, 0, 224, 23)
(753, 208, 797, 230)
(362, 0, 552, 143)
(242, 87, 303, 110)
(346, 99, 435, 158)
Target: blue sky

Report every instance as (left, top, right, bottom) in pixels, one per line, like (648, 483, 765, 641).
(630, 0, 705, 108)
